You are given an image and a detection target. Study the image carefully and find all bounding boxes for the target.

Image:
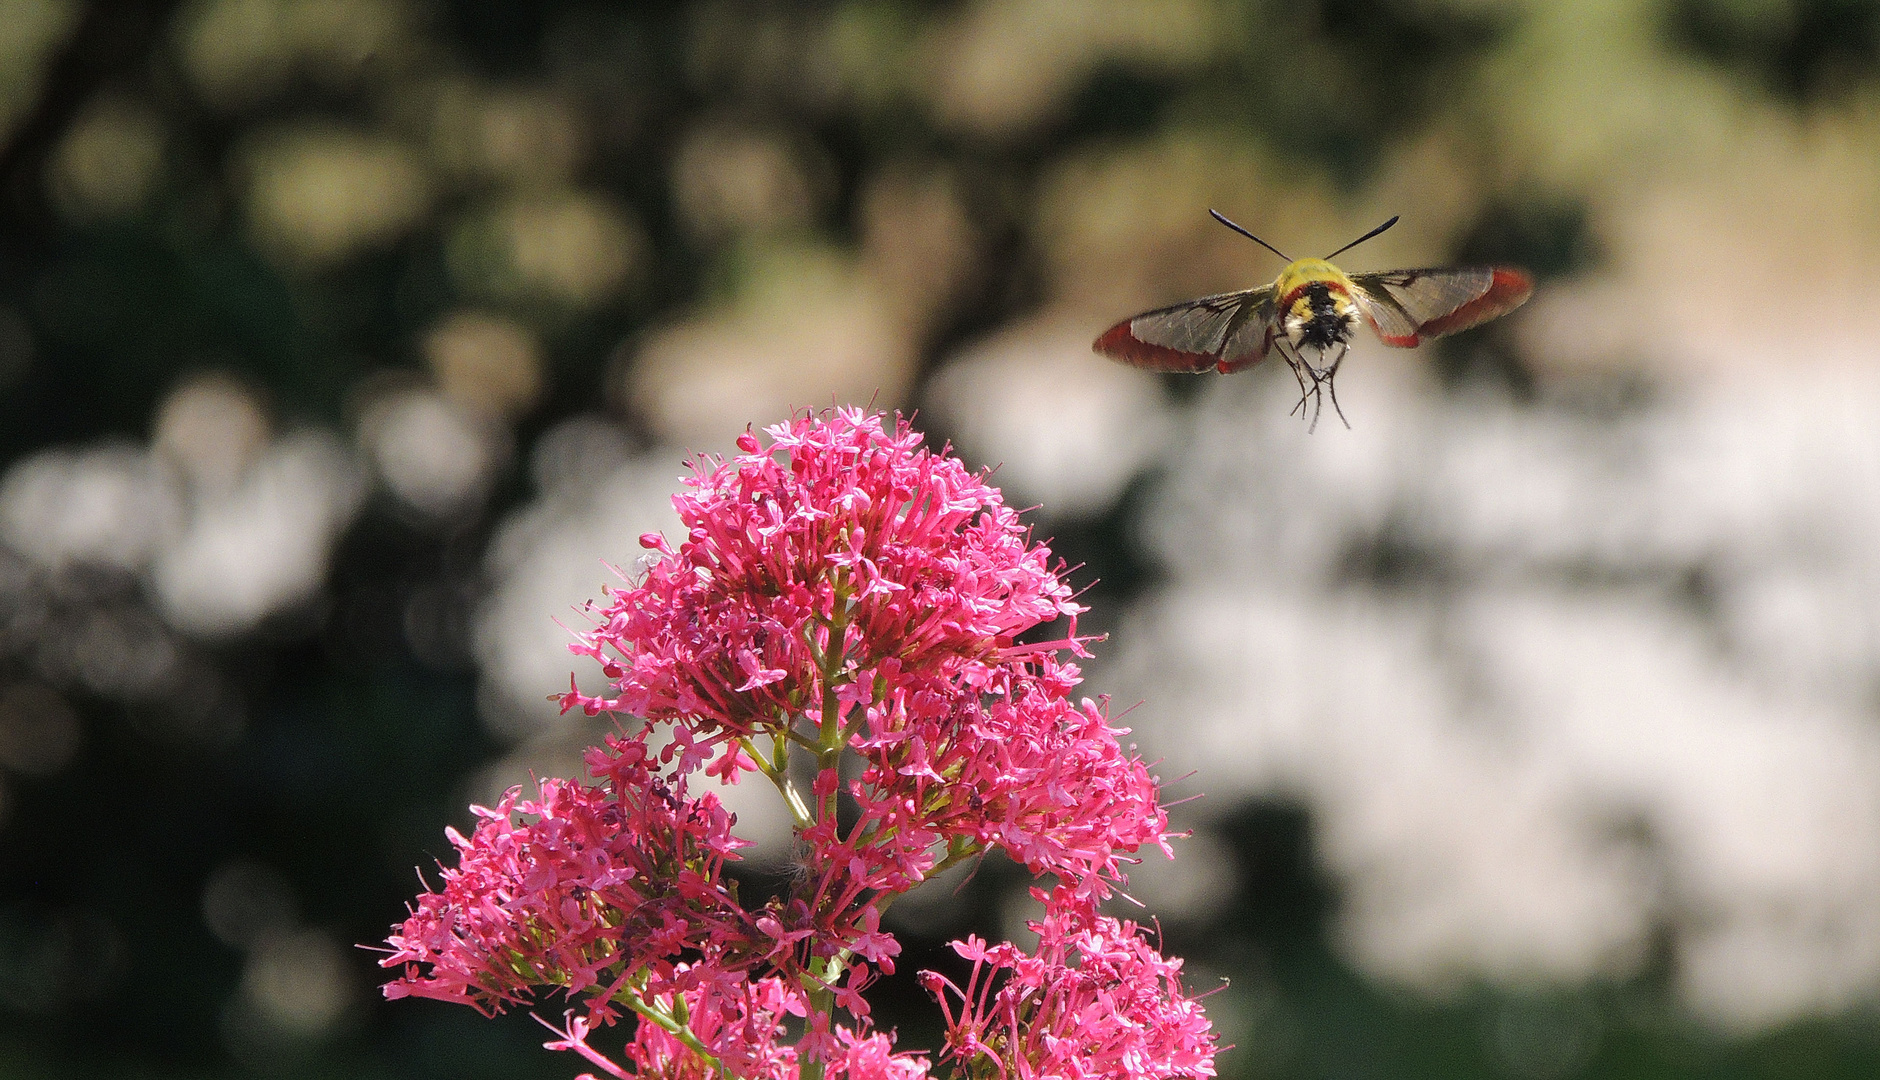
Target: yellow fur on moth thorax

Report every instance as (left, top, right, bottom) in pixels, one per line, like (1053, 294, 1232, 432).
(1274, 258, 1361, 351)
(1272, 258, 1355, 303)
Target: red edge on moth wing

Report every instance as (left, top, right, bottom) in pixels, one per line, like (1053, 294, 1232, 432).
(1216, 326, 1274, 373)
(1092, 320, 1216, 373)
(1361, 312, 1422, 348)
(1415, 268, 1535, 339)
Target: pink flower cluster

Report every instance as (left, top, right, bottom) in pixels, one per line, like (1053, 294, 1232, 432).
(924, 888, 1218, 1080)
(381, 740, 756, 1019)
(381, 409, 1218, 1080)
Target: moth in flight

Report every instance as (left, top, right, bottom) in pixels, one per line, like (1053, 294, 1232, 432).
(1093, 211, 1533, 429)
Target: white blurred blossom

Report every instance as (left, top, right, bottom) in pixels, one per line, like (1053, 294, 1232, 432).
(220, 927, 352, 1065)
(152, 374, 271, 499)
(357, 388, 503, 519)
(475, 431, 688, 741)
(1101, 364, 1880, 1032)
(423, 310, 544, 420)
(926, 316, 1172, 519)
(0, 444, 181, 574)
(627, 244, 914, 450)
(151, 430, 365, 637)
(0, 379, 367, 645)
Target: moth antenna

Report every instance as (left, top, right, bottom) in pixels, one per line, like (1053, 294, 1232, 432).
(1324, 215, 1400, 260)
(1209, 209, 1290, 262)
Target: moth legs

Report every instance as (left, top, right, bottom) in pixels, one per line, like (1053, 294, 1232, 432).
(1277, 340, 1351, 433)
(1279, 342, 1313, 415)
(1316, 344, 1350, 431)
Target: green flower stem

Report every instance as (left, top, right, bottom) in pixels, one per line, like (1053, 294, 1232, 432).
(742, 734, 813, 830)
(800, 953, 846, 1080)
(802, 575, 861, 1080)
(817, 578, 853, 756)
(612, 980, 726, 1076)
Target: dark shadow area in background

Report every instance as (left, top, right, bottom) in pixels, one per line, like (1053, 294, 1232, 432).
(1668, 0, 1880, 101)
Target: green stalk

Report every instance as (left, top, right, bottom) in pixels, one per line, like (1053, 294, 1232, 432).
(742, 734, 813, 830)
(801, 573, 857, 1080)
(613, 982, 727, 1076)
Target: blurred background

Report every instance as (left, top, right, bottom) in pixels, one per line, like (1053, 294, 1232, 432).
(3, 0, 1880, 1077)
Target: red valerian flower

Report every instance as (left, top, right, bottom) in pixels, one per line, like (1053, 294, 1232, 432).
(382, 409, 1211, 1080)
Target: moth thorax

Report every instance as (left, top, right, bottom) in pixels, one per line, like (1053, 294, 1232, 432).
(1285, 282, 1358, 351)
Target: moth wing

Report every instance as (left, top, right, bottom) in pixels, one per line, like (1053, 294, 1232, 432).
(1349, 267, 1533, 348)
(1093, 287, 1276, 373)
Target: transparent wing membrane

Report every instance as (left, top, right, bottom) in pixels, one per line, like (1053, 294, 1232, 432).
(1350, 268, 1531, 347)
(1093, 287, 1276, 372)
